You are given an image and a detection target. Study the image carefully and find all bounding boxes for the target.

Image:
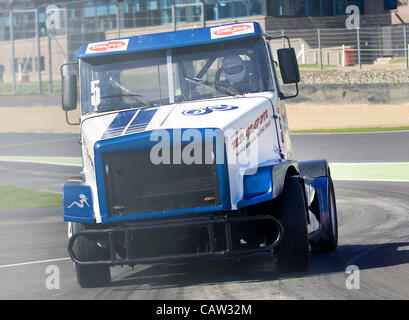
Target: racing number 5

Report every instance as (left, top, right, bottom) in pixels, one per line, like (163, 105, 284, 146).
(91, 80, 101, 108)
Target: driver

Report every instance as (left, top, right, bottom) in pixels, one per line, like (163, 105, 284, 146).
(221, 54, 251, 94)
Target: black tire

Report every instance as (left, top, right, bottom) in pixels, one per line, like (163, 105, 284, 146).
(311, 177, 338, 252)
(274, 176, 310, 273)
(72, 222, 111, 288)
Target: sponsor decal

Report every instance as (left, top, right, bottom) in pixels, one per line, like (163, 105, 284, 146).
(86, 39, 130, 54)
(231, 109, 270, 155)
(182, 105, 238, 116)
(67, 194, 90, 209)
(245, 109, 268, 140)
(83, 138, 95, 172)
(210, 23, 255, 39)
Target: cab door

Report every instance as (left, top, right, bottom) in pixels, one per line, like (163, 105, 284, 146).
(264, 38, 294, 160)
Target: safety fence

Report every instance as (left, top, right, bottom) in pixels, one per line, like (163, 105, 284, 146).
(0, 0, 211, 95)
(267, 25, 409, 69)
(0, 0, 408, 95)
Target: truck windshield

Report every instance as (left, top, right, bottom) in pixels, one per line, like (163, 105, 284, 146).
(80, 36, 273, 115)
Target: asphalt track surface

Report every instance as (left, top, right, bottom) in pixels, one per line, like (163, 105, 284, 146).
(0, 132, 408, 299)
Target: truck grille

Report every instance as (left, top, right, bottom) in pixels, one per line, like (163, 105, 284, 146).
(101, 142, 221, 217)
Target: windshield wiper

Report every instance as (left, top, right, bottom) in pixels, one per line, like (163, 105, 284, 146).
(184, 76, 240, 96)
(109, 77, 138, 95)
(100, 92, 151, 108)
(102, 77, 150, 107)
(101, 93, 143, 99)
(101, 93, 142, 98)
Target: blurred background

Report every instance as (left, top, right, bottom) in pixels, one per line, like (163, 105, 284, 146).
(0, 0, 406, 97)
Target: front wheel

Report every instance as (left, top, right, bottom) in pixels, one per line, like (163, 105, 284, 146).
(274, 176, 310, 273)
(71, 222, 111, 288)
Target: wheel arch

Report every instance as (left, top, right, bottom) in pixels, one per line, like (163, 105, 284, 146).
(271, 161, 301, 200)
(239, 159, 331, 208)
(298, 159, 330, 180)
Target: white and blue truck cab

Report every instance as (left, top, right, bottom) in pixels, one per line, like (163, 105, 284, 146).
(61, 21, 338, 288)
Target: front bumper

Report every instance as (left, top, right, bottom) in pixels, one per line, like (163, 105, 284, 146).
(68, 214, 283, 266)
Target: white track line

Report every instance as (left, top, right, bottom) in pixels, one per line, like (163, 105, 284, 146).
(0, 137, 77, 149)
(0, 257, 71, 269)
(0, 159, 82, 167)
(291, 130, 409, 136)
(331, 162, 409, 165)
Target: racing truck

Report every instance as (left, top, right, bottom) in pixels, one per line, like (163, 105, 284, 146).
(61, 21, 338, 288)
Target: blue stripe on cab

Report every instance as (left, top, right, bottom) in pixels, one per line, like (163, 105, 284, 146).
(101, 110, 137, 140)
(124, 108, 158, 135)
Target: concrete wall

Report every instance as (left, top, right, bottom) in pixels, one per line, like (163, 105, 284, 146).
(289, 83, 409, 105)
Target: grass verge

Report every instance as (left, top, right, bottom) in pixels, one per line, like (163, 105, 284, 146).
(0, 81, 61, 95)
(389, 57, 406, 64)
(291, 126, 409, 134)
(330, 163, 409, 181)
(0, 185, 62, 210)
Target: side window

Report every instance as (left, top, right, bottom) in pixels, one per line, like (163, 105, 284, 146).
(266, 41, 280, 93)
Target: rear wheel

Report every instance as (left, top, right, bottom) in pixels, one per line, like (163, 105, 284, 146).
(274, 176, 310, 273)
(72, 222, 111, 288)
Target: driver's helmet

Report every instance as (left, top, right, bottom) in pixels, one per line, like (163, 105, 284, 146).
(222, 54, 246, 84)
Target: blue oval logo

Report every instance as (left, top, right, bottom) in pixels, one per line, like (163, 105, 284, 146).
(182, 105, 238, 116)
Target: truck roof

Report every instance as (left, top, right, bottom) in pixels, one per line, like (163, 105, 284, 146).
(78, 21, 264, 59)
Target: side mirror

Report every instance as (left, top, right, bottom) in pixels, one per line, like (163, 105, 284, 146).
(62, 74, 78, 111)
(277, 48, 300, 84)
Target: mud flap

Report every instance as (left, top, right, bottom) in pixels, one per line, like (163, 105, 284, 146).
(298, 160, 331, 241)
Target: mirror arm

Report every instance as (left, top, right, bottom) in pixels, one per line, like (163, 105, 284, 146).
(267, 35, 299, 100)
(279, 83, 299, 100)
(60, 62, 79, 78)
(265, 35, 292, 48)
(65, 110, 80, 126)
